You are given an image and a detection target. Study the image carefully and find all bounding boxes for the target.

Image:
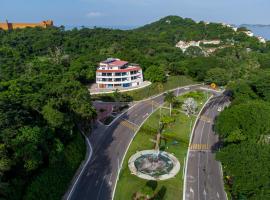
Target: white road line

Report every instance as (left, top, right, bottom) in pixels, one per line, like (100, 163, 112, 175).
(66, 131, 93, 200)
(111, 103, 164, 199)
(183, 95, 213, 200)
(108, 173, 113, 186)
(97, 174, 107, 200)
(197, 99, 217, 200)
(205, 96, 226, 173)
(197, 96, 226, 200)
(197, 118, 207, 200)
(142, 113, 149, 118)
(66, 84, 219, 200)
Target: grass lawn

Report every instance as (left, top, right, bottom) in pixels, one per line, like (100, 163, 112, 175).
(92, 75, 196, 102)
(114, 91, 209, 200)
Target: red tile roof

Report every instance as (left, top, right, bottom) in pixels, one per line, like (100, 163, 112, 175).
(96, 67, 141, 73)
(108, 60, 128, 67)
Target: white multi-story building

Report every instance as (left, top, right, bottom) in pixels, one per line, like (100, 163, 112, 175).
(96, 58, 143, 89)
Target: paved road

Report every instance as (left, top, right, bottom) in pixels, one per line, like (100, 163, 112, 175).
(184, 94, 230, 200)
(64, 85, 222, 200)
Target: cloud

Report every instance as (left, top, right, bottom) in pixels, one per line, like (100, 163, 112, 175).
(86, 11, 103, 18)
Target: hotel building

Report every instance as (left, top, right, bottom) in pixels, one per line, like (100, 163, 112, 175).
(96, 58, 143, 89)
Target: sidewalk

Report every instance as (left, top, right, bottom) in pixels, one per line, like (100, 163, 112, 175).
(88, 81, 152, 95)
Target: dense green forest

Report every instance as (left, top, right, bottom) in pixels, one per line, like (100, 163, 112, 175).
(1, 15, 270, 199)
(215, 75, 270, 199)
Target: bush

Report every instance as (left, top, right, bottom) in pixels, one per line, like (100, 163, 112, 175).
(144, 66, 167, 83)
(23, 132, 86, 200)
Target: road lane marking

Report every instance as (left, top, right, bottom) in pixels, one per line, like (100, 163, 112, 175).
(203, 189, 207, 200)
(189, 144, 210, 150)
(119, 120, 138, 131)
(183, 94, 214, 200)
(200, 115, 211, 123)
(97, 174, 106, 200)
(66, 130, 93, 200)
(197, 99, 217, 200)
(142, 113, 149, 118)
(108, 173, 113, 186)
(122, 118, 138, 127)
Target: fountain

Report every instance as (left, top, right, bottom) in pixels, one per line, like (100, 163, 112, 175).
(128, 125, 180, 180)
(128, 150, 180, 180)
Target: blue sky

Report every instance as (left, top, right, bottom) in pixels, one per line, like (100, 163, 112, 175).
(1, 0, 269, 27)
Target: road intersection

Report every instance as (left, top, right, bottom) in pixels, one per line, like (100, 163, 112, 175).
(64, 85, 227, 200)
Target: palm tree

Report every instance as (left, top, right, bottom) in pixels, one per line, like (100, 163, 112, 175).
(164, 91, 176, 116)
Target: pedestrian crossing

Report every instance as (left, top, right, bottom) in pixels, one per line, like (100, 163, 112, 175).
(119, 120, 138, 131)
(189, 143, 210, 151)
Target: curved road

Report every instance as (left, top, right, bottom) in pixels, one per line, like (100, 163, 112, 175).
(184, 94, 230, 200)
(64, 85, 225, 200)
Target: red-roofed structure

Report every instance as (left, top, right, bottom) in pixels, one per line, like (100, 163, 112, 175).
(96, 58, 143, 89)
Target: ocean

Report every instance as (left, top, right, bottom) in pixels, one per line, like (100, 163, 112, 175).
(241, 24, 270, 40)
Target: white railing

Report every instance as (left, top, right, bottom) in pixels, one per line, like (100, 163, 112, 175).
(96, 79, 143, 85)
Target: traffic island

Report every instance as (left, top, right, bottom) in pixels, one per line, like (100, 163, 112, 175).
(114, 91, 210, 200)
(128, 150, 180, 181)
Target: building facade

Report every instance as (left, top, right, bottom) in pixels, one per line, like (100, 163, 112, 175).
(0, 20, 53, 30)
(96, 58, 143, 89)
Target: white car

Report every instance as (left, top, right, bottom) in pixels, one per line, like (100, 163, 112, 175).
(184, 87, 190, 90)
(217, 107, 222, 112)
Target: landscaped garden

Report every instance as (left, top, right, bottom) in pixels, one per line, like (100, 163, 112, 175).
(114, 90, 209, 200)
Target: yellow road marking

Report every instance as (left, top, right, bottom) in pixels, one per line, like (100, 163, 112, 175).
(189, 144, 210, 150)
(200, 115, 211, 123)
(120, 120, 137, 131)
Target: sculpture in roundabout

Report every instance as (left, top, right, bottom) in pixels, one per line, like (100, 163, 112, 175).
(128, 122, 180, 181)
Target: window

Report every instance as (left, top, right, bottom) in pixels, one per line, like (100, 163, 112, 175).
(131, 71, 138, 75)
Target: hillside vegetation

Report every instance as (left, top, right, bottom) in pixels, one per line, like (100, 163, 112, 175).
(0, 15, 270, 199)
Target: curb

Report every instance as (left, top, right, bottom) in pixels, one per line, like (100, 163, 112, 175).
(111, 85, 204, 200)
(65, 130, 93, 200)
(111, 100, 164, 200)
(63, 83, 210, 200)
(89, 81, 152, 95)
(182, 94, 214, 200)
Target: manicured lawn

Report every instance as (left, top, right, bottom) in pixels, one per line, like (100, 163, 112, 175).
(92, 75, 196, 102)
(114, 91, 208, 200)
(126, 76, 196, 101)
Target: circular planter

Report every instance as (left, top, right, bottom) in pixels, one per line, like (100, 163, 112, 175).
(128, 150, 180, 181)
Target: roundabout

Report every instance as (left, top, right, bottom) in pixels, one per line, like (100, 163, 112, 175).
(128, 150, 180, 181)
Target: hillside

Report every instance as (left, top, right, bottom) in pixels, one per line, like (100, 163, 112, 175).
(135, 16, 237, 43)
(0, 15, 270, 200)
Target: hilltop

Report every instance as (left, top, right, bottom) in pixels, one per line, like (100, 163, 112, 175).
(136, 16, 236, 42)
(0, 15, 270, 200)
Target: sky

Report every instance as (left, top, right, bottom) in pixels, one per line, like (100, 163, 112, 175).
(1, 0, 270, 27)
